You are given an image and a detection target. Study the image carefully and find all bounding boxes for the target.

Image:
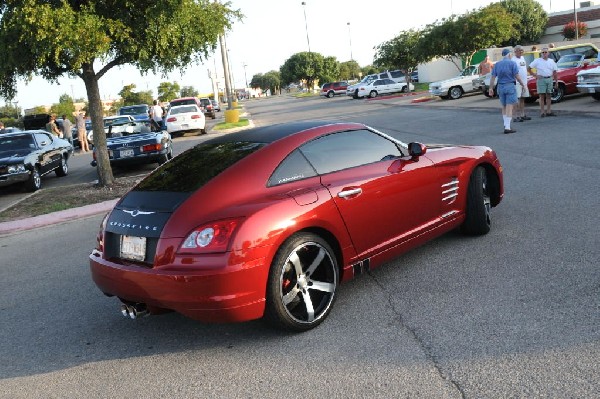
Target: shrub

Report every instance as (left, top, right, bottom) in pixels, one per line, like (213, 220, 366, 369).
(562, 21, 588, 40)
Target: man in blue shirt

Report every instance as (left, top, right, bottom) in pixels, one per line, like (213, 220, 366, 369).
(489, 48, 526, 134)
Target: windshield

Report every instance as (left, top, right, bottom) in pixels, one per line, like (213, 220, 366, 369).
(0, 134, 35, 151)
(461, 66, 478, 76)
(557, 54, 583, 69)
(134, 141, 265, 192)
(104, 117, 133, 127)
(119, 106, 148, 115)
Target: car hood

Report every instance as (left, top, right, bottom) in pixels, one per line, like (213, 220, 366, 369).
(0, 150, 28, 163)
(431, 75, 475, 87)
(577, 66, 600, 75)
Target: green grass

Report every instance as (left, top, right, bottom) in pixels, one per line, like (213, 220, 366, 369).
(413, 82, 429, 92)
(213, 118, 250, 131)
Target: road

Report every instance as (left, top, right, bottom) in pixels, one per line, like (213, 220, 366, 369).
(0, 94, 598, 398)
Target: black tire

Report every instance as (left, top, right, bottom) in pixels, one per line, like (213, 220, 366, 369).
(353, 89, 359, 99)
(524, 97, 537, 104)
(326, 91, 334, 98)
(449, 86, 463, 99)
(264, 233, 339, 332)
(551, 84, 565, 103)
(401, 85, 408, 93)
(200, 128, 207, 135)
(461, 166, 491, 235)
(26, 166, 41, 192)
(55, 155, 68, 177)
(369, 90, 378, 98)
(483, 90, 491, 98)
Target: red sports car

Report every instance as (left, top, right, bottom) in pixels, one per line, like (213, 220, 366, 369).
(90, 121, 504, 331)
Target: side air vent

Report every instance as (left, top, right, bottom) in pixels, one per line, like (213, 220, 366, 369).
(441, 178, 459, 204)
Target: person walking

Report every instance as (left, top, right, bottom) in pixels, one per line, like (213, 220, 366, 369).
(488, 48, 526, 134)
(150, 100, 163, 131)
(512, 45, 531, 122)
(528, 47, 558, 117)
(61, 114, 73, 146)
(76, 112, 90, 152)
(46, 114, 62, 137)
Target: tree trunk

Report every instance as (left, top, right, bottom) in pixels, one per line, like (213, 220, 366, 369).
(81, 63, 114, 186)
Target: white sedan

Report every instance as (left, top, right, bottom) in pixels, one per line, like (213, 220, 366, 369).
(165, 105, 206, 136)
(355, 78, 415, 98)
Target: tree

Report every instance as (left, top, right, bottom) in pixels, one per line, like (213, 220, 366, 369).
(0, 1, 240, 186)
(317, 56, 341, 85)
(420, 4, 515, 71)
(180, 86, 199, 98)
(562, 21, 588, 40)
(50, 94, 76, 120)
(280, 52, 326, 91)
(157, 81, 181, 102)
(374, 29, 427, 90)
(499, 0, 548, 45)
(338, 60, 361, 81)
(262, 71, 281, 95)
(118, 84, 155, 107)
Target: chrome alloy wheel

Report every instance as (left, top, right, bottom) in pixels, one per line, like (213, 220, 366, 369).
(481, 172, 491, 227)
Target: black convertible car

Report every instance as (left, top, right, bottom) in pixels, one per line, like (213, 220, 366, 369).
(0, 130, 73, 192)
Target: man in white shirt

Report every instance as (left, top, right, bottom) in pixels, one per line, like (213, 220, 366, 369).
(150, 100, 164, 131)
(528, 47, 559, 117)
(512, 45, 530, 122)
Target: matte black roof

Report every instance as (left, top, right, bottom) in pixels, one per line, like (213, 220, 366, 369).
(204, 121, 354, 145)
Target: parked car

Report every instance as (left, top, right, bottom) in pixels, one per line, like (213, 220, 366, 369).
(526, 54, 597, 103)
(0, 127, 22, 134)
(410, 70, 419, 83)
(473, 72, 497, 98)
(89, 120, 504, 331)
(170, 97, 203, 110)
(429, 65, 480, 99)
(576, 63, 600, 101)
(90, 120, 171, 168)
(86, 115, 151, 147)
(118, 104, 151, 123)
(199, 97, 216, 119)
(346, 70, 406, 98)
(353, 78, 414, 99)
(319, 81, 349, 98)
(211, 99, 221, 112)
(165, 104, 206, 136)
(524, 42, 598, 69)
(0, 130, 72, 191)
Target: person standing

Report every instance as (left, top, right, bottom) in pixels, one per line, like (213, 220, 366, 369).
(150, 100, 163, 131)
(61, 114, 73, 146)
(528, 47, 558, 117)
(76, 112, 90, 152)
(0, 121, 5, 134)
(512, 45, 531, 122)
(478, 55, 494, 76)
(489, 48, 526, 134)
(46, 114, 62, 137)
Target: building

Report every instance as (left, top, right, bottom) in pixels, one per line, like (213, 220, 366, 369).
(542, 2, 600, 43)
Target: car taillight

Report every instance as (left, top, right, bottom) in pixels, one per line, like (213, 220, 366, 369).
(142, 143, 163, 152)
(191, 114, 202, 119)
(167, 117, 177, 122)
(179, 219, 241, 254)
(96, 212, 110, 252)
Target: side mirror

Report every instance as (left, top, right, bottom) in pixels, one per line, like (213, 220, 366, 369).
(408, 142, 427, 161)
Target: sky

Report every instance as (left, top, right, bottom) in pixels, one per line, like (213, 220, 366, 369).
(11, 0, 579, 111)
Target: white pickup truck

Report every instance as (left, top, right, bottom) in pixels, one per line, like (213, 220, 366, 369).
(429, 65, 480, 99)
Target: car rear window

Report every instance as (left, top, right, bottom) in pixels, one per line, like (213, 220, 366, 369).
(119, 106, 148, 115)
(170, 99, 197, 107)
(170, 105, 198, 115)
(133, 141, 265, 193)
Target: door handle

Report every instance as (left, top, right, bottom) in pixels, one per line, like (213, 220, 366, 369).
(338, 188, 362, 198)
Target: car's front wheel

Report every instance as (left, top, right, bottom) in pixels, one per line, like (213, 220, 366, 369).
(55, 155, 68, 177)
(265, 233, 338, 332)
(326, 91, 334, 98)
(449, 86, 463, 99)
(26, 166, 41, 192)
(461, 166, 491, 235)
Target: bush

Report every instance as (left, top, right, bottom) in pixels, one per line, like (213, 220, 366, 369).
(562, 21, 588, 40)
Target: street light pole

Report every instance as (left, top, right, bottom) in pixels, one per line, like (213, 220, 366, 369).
(347, 22, 353, 62)
(301, 1, 313, 92)
(243, 63, 249, 90)
(574, 0, 579, 40)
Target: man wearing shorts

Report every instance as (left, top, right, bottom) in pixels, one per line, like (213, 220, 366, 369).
(528, 47, 558, 117)
(489, 48, 526, 134)
(512, 45, 530, 122)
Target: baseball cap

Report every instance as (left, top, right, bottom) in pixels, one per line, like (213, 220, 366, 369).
(502, 48, 512, 56)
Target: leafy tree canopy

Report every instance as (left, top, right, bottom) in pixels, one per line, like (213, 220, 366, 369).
(0, 0, 241, 186)
(180, 85, 199, 98)
(499, 0, 547, 45)
(50, 94, 76, 120)
(280, 52, 326, 90)
(118, 84, 153, 106)
(374, 29, 427, 88)
(338, 60, 361, 81)
(158, 81, 181, 102)
(250, 71, 281, 94)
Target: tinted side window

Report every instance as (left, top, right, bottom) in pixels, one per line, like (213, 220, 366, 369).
(268, 149, 317, 187)
(300, 129, 402, 175)
(390, 70, 404, 78)
(323, 83, 332, 89)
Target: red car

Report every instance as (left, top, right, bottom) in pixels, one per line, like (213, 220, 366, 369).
(527, 54, 597, 103)
(90, 121, 504, 331)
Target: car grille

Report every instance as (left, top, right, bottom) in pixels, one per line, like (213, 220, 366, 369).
(579, 74, 600, 83)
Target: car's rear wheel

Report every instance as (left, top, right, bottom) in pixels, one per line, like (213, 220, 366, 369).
(461, 166, 491, 235)
(369, 90, 378, 98)
(26, 166, 41, 192)
(401, 85, 408, 93)
(55, 155, 68, 177)
(265, 233, 338, 332)
(449, 86, 463, 99)
(327, 91, 334, 98)
(550, 83, 565, 103)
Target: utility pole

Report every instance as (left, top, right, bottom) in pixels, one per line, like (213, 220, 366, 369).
(219, 33, 234, 110)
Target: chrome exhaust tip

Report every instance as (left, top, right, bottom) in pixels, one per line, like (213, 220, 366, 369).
(120, 303, 149, 319)
(120, 304, 129, 317)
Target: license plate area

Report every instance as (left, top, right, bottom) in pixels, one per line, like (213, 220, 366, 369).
(120, 149, 135, 158)
(120, 235, 146, 261)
